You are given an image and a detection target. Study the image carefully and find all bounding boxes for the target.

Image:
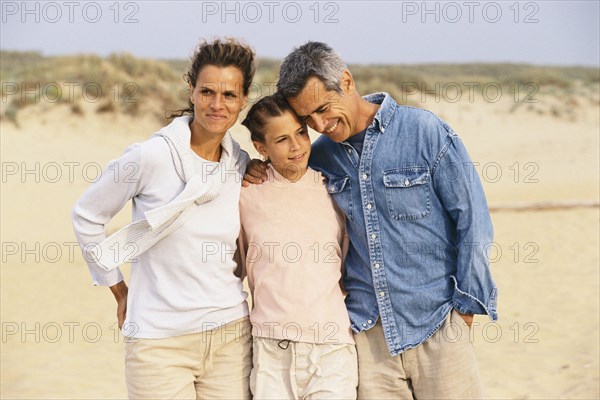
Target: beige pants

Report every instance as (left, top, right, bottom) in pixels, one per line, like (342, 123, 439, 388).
(250, 337, 358, 399)
(355, 310, 483, 399)
(124, 317, 252, 399)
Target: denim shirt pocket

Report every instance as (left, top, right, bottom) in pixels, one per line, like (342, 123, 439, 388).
(326, 175, 353, 221)
(383, 167, 431, 221)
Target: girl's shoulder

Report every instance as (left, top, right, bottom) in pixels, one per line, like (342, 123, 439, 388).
(304, 167, 328, 187)
(239, 165, 275, 200)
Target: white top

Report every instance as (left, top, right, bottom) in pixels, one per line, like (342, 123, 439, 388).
(87, 116, 244, 272)
(72, 121, 249, 339)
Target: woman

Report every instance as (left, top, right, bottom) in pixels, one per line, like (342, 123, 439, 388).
(238, 94, 358, 399)
(72, 38, 254, 399)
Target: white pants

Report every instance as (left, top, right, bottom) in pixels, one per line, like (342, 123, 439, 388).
(250, 337, 358, 399)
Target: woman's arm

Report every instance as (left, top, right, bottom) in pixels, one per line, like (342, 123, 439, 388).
(72, 143, 144, 286)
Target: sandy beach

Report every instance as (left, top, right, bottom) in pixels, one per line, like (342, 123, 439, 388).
(1, 88, 599, 398)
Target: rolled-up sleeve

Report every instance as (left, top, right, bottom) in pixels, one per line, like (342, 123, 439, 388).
(432, 131, 498, 321)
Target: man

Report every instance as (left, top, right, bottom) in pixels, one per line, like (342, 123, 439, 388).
(246, 41, 498, 398)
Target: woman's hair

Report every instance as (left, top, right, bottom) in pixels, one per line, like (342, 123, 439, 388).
(170, 38, 255, 118)
(241, 93, 304, 143)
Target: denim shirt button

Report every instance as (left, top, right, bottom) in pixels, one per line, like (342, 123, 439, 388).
(310, 94, 498, 350)
(368, 319, 373, 324)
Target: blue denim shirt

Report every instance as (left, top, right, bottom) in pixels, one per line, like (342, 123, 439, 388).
(309, 93, 498, 356)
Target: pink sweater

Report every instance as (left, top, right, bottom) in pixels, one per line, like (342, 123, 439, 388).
(239, 165, 353, 344)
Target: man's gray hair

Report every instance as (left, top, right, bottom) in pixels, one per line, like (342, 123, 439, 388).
(277, 42, 348, 98)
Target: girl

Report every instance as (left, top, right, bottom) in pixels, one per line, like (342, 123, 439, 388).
(239, 94, 358, 399)
(72, 39, 254, 399)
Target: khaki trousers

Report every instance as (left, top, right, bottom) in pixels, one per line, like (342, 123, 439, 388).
(124, 317, 252, 399)
(355, 310, 483, 399)
(250, 337, 358, 399)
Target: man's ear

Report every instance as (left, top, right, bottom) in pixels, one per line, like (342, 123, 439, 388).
(241, 95, 248, 110)
(339, 69, 355, 94)
(252, 141, 268, 160)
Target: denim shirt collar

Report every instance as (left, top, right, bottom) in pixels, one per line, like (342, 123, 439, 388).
(363, 92, 397, 134)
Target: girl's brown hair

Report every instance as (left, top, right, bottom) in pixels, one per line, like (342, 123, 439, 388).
(241, 93, 304, 143)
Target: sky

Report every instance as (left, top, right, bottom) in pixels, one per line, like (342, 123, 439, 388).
(1, 0, 599, 66)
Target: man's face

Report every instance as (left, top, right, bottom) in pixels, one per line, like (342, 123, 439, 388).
(288, 75, 357, 143)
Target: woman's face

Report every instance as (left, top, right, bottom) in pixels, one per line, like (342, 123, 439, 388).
(253, 111, 311, 182)
(189, 65, 247, 137)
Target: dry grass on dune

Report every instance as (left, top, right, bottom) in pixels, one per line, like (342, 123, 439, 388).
(1, 51, 598, 126)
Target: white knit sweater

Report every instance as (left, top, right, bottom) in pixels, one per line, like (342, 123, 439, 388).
(72, 116, 250, 338)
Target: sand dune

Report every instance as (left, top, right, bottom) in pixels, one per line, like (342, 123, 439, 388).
(1, 91, 598, 398)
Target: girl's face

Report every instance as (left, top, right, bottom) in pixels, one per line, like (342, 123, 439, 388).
(189, 65, 248, 138)
(253, 111, 311, 182)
